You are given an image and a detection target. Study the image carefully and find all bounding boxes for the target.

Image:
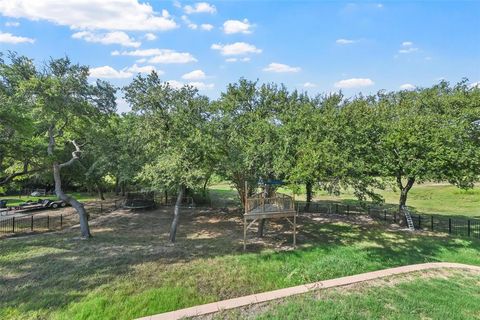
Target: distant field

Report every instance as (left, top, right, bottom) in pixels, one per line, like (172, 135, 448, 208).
(208, 182, 480, 218)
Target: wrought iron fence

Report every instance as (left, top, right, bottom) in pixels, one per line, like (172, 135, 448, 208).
(296, 201, 480, 239)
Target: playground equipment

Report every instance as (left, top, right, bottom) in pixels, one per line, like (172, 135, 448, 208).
(123, 192, 155, 209)
(243, 181, 297, 250)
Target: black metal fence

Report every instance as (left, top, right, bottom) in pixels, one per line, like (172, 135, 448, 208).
(0, 214, 67, 234)
(0, 199, 123, 236)
(296, 201, 480, 239)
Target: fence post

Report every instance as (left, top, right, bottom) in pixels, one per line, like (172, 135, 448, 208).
(449, 218, 452, 234)
(100, 202, 103, 213)
(31, 215, 34, 231)
(60, 214, 63, 229)
(347, 205, 350, 214)
(335, 204, 338, 214)
(12, 216, 15, 233)
(418, 215, 421, 229)
(468, 220, 471, 237)
(383, 209, 386, 221)
(431, 216, 434, 231)
(47, 215, 50, 230)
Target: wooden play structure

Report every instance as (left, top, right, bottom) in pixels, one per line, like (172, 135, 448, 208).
(243, 181, 298, 250)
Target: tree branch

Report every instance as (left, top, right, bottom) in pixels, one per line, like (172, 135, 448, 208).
(59, 140, 82, 168)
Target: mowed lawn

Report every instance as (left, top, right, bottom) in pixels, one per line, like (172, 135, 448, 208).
(216, 269, 480, 320)
(1, 207, 480, 320)
(210, 182, 480, 217)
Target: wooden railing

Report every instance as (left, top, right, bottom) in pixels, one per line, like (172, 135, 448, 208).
(245, 193, 294, 214)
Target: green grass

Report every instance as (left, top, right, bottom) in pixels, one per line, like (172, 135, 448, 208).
(209, 182, 480, 217)
(235, 271, 480, 319)
(2, 208, 480, 320)
(0, 193, 104, 207)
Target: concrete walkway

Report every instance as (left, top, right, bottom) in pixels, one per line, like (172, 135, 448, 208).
(137, 262, 480, 320)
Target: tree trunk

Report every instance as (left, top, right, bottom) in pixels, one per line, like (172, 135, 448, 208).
(169, 184, 185, 243)
(121, 182, 126, 196)
(305, 180, 313, 211)
(396, 176, 415, 225)
(114, 176, 120, 196)
(96, 184, 105, 201)
(47, 127, 91, 238)
(53, 163, 91, 238)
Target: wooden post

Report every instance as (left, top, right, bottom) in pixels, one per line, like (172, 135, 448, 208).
(418, 215, 421, 229)
(47, 215, 50, 230)
(60, 214, 63, 229)
(31, 215, 34, 231)
(12, 217, 15, 233)
(468, 220, 471, 237)
(384, 209, 387, 221)
(449, 218, 452, 234)
(243, 216, 247, 251)
(293, 210, 297, 247)
(431, 216, 434, 231)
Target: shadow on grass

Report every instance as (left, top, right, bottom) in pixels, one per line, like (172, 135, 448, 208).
(1, 207, 480, 319)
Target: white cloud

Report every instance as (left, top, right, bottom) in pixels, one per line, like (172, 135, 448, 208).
(189, 81, 214, 90)
(263, 62, 301, 73)
(184, 2, 216, 14)
(173, 0, 182, 8)
(399, 83, 415, 90)
(470, 82, 480, 89)
(126, 64, 162, 75)
(211, 42, 262, 56)
(0, 31, 34, 44)
(399, 41, 418, 54)
(144, 33, 156, 41)
(303, 82, 317, 88)
(0, 0, 177, 31)
(111, 48, 197, 63)
(5, 21, 20, 27)
(89, 64, 162, 79)
(334, 78, 374, 88)
(148, 52, 197, 64)
(72, 31, 141, 47)
(225, 57, 250, 62)
(336, 38, 356, 45)
(182, 69, 206, 80)
(181, 15, 198, 29)
(200, 23, 213, 31)
(89, 66, 132, 79)
(223, 19, 253, 34)
(166, 80, 184, 89)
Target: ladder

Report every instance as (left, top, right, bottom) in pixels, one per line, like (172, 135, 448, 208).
(401, 205, 415, 231)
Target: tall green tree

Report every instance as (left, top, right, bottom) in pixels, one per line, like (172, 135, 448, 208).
(373, 81, 480, 213)
(20, 57, 116, 238)
(124, 73, 212, 242)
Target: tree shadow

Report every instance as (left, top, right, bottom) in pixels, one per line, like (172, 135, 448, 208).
(1, 207, 480, 318)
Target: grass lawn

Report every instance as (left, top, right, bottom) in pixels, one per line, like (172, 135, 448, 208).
(0, 193, 108, 207)
(217, 269, 480, 320)
(209, 182, 480, 218)
(1, 208, 480, 320)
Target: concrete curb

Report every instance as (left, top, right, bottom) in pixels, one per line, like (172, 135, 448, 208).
(136, 262, 480, 320)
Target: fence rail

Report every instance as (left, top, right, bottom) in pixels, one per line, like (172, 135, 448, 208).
(296, 201, 480, 239)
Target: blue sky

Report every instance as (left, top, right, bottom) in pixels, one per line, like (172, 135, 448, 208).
(0, 0, 479, 112)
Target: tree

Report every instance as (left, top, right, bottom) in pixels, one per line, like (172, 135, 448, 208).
(124, 72, 212, 242)
(0, 53, 45, 188)
(373, 81, 480, 214)
(20, 57, 116, 238)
